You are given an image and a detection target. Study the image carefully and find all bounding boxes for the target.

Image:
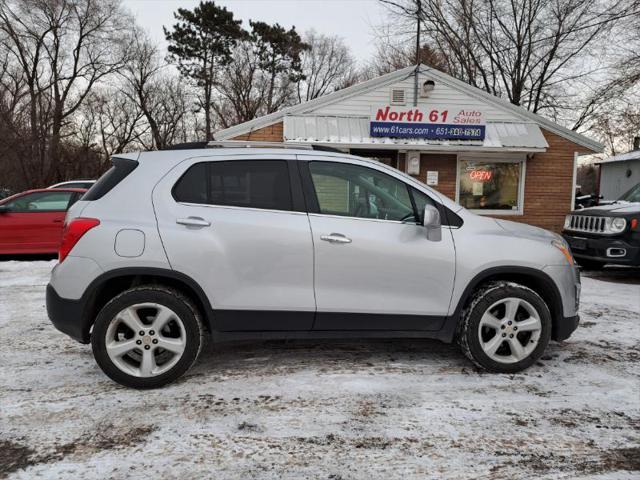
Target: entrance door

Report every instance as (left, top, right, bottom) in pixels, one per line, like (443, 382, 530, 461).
(303, 158, 456, 331)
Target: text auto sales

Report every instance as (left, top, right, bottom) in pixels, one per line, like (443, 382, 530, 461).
(370, 106, 486, 140)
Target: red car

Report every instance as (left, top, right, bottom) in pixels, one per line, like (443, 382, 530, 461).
(0, 188, 87, 255)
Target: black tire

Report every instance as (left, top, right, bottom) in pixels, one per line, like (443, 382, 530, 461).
(91, 286, 204, 389)
(576, 258, 605, 270)
(458, 281, 551, 373)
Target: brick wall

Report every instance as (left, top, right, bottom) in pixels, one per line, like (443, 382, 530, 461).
(492, 129, 588, 232)
(413, 153, 458, 200)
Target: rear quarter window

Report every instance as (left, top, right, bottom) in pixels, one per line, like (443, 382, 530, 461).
(83, 157, 138, 201)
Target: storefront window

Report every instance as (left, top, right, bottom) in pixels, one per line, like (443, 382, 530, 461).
(458, 159, 523, 212)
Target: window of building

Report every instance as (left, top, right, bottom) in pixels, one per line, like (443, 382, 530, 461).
(173, 160, 292, 211)
(457, 156, 525, 214)
(309, 161, 419, 222)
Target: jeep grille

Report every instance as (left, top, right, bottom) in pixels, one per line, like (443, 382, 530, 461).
(564, 214, 625, 234)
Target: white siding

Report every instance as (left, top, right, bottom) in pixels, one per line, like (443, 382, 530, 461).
(305, 75, 522, 123)
(600, 160, 640, 200)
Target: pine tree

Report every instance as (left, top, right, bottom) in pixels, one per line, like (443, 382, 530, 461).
(164, 1, 245, 140)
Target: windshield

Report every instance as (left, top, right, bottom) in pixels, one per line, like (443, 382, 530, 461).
(618, 183, 640, 202)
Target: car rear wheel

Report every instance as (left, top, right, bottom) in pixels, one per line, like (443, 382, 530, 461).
(458, 282, 551, 373)
(91, 286, 204, 388)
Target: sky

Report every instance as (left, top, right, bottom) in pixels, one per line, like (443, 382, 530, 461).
(122, 0, 391, 63)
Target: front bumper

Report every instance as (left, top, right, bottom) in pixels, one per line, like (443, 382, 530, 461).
(46, 284, 90, 343)
(562, 232, 640, 266)
(554, 314, 580, 341)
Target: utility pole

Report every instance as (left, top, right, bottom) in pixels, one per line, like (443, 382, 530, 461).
(413, 0, 422, 106)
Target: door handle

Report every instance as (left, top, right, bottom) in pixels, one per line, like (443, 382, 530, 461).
(320, 233, 352, 244)
(176, 217, 211, 227)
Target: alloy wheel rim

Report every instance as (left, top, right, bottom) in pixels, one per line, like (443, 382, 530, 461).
(105, 303, 186, 377)
(477, 297, 542, 364)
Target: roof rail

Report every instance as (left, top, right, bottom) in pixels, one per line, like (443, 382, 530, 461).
(207, 140, 313, 150)
(163, 141, 209, 150)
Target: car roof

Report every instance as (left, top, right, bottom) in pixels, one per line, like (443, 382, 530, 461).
(137, 147, 352, 156)
(49, 180, 95, 187)
(0, 188, 87, 204)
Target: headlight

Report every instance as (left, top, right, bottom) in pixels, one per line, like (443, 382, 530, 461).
(563, 215, 571, 229)
(552, 239, 574, 265)
(610, 217, 627, 233)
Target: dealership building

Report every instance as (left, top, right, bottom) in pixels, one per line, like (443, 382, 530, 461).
(213, 64, 603, 232)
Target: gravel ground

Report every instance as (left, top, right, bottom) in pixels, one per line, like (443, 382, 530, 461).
(0, 260, 638, 479)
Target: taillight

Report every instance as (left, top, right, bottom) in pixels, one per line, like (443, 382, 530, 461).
(59, 218, 100, 263)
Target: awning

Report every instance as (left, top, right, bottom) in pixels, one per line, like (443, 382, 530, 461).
(283, 115, 548, 152)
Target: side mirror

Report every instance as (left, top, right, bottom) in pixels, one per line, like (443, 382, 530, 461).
(422, 204, 441, 241)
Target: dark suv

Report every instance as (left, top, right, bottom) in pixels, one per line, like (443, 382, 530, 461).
(563, 183, 640, 269)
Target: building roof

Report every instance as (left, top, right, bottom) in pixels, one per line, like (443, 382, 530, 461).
(214, 64, 603, 153)
(595, 149, 640, 165)
(283, 115, 548, 152)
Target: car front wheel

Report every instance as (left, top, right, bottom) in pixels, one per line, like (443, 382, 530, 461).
(458, 282, 551, 373)
(91, 286, 204, 388)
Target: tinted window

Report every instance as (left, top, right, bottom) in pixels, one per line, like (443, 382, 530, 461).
(173, 160, 292, 211)
(173, 162, 208, 204)
(83, 157, 138, 201)
(309, 162, 415, 221)
(5, 191, 73, 212)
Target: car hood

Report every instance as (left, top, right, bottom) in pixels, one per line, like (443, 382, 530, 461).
(572, 202, 640, 215)
(493, 218, 558, 242)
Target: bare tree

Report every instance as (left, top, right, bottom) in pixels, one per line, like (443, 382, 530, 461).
(0, 50, 30, 190)
(123, 30, 197, 149)
(361, 25, 449, 79)
(380, 0, 638, 114)
(296, 30, 358, 102)
(0, 0, 129, 186)
(212, 41, 266, 127)
(79, 89, 146, 161)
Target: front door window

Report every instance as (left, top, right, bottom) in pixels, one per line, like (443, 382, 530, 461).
(309, 161, 417, 222)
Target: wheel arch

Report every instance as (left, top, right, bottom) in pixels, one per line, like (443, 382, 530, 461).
(80, 267, 215, 342)
(450, 266, 564, 341)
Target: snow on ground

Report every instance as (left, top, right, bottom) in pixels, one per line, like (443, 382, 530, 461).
(0, 260, 638, 479)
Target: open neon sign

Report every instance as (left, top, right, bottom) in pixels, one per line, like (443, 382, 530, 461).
(469, 170, 492, 182)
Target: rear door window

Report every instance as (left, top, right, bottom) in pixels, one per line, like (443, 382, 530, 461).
(173, 160, 293, 212)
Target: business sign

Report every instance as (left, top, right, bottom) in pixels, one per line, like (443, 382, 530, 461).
(370, 105, 486, 140)
(426, 170, 439, 186)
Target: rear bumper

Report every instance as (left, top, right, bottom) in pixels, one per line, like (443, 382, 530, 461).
(554, 314, 580, 341)
(46, 284, 90, 343)
(562, 233, 640, 266)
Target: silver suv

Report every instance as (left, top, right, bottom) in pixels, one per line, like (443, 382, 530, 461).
(47, 147, 581, 388)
